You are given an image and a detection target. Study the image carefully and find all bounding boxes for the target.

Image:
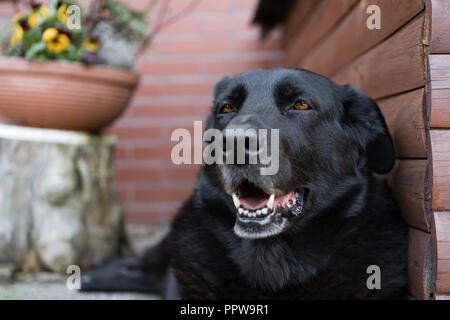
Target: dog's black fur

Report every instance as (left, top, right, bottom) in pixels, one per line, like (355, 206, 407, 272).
(82, 68, 408, 299)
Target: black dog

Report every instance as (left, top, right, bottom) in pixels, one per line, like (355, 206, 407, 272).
(82, 68, 408, 299)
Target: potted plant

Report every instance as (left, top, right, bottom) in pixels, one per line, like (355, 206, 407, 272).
(0, 0, 173, 132)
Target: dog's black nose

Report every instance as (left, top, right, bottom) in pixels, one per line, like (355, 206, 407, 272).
(223, 115, 262, 164)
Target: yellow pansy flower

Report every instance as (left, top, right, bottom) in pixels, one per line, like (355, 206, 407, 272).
(39, 6, 49, 18)
(82, 38, 99, 53)
(10, 24, 23, 45)
(27, 6, 49, 29)
(13, 12, 22, 22)
(42, 27, 71, 53)
(42, 27, 58, 42)
(28, 11, 38, 28)
(57, 4, 69, 24)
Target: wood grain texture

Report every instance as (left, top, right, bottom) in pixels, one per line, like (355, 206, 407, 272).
(377, 88, 427, 158)
(430, 130, 450, 210)
(282, 0, 319, 48)
(332, 14, 425, 100)
(434, 212, 450, 294)
(387, 160, 430, 232)
(282, 0, 358, 67)
(429, 0, 450, 53)
(429, 55, 450, 128)
(408, 228, 433, 300)
(298, 0, 425, 77)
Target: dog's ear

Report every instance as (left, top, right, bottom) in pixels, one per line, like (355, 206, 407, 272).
(205, 77, 231, 131)
(341, 85, 395, 174)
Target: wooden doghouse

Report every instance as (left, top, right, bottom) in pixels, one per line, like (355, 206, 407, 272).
(254, 0, 450, 299)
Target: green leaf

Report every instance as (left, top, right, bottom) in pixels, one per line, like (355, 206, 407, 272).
(3, 45, 21, 57)
(25, 41, 46, 59)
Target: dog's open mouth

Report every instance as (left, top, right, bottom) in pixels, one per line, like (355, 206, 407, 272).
(231, 181, 305, 239)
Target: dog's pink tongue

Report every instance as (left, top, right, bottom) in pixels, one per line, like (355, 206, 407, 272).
(240, 191, 297, 210)
(240, 197, 267, 209)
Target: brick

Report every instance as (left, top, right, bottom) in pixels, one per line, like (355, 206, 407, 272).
(108, 126, 163, 139)
(133, 146, 173, 160)
(115, 147, 128, 161)
(232, 0, 258, 11)
(131, 95, 211, 107)
(126, 210, 177, 224)
(138, 61, 200, 75)
(195, 0, 232, 12)
(131, 106, 203, 120)
(202, 59, 271, 74)
(235, 38, 282, 52)
(200, 16, 251, 34)
(117, 189, 129, 203)
(135, 81, 213, 97)
(148, 0, 232, 14)
(124, 201, 180, 224)
(134, 83, 165, 96)
(167, 165, 200, 180)
(161, 17, 201, 34)
(0, 3, 14, 17)
(115, 168, 161, 181)
(161, 39, 234, 55)
(125, 211, 162, 224)
(134, 188, 192, 202)
(166, 82, 214, 95)
(131, 105, 200, 118)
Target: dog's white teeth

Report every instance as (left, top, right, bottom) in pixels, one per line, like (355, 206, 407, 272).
(261, 207, 268, 215)
(232, 193, 241, 208)
(256, 210, 261, 216)
(238, 207, 244, 214)
(267, 194, 275, 210)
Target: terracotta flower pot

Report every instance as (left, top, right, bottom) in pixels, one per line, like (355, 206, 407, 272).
(0, 57, 139, 132)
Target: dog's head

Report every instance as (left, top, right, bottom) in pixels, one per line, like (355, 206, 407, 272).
(206, 68, 394, 239)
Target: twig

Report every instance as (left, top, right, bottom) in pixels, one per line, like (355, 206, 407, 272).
(135, 0, 202, 56)
(144, 0, 159, 14)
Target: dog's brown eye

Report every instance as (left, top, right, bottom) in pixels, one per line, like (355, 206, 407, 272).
(294, 101, 310, 110)
(220, 104, 234, 114)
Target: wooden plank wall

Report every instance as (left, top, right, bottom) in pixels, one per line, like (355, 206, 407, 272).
(429, 52, 450, 299)
(429, 0, 450, 301)
(279, 0, 448, 299)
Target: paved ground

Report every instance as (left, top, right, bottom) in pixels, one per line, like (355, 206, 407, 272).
(0, 224, 168, 300)
(0, 273, 160, 300)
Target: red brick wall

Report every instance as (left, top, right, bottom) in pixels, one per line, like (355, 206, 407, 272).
(0, 0, 282, 224)
(112, 0, 281, 224)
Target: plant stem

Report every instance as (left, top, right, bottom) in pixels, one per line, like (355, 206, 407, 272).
(135, 0, 201, 56)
